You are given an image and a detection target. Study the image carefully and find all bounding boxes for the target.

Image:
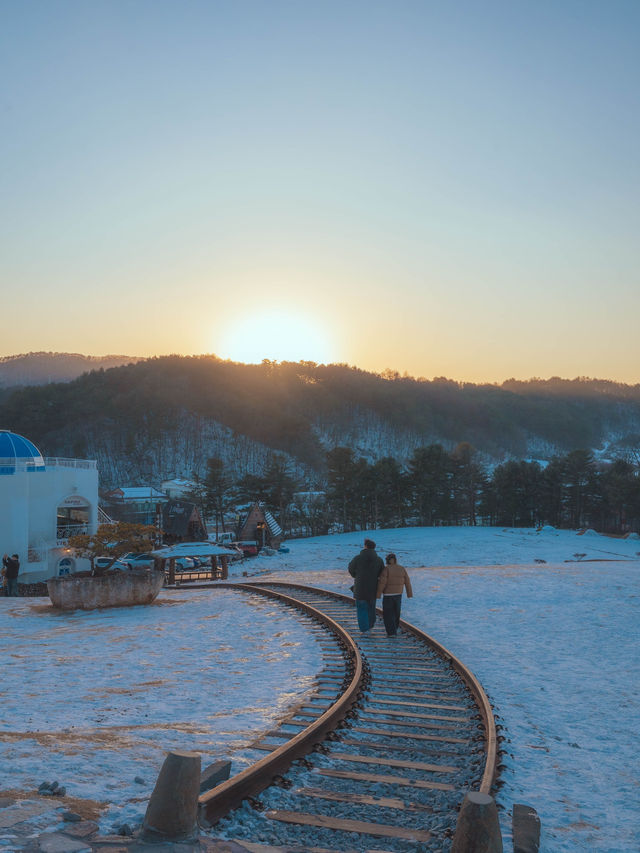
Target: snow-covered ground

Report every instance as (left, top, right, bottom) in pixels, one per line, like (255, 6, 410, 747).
(1, 526, 639, 851)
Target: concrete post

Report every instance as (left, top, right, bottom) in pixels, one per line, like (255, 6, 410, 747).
(141, 749, 201, 842)
(451, 791, 503, 853)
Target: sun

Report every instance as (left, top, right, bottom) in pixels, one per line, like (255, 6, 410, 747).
(217, 311, 334, 365)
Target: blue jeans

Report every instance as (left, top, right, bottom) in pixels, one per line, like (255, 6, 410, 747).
(6, 578, 18, 597)
(356, 599, 376, 633)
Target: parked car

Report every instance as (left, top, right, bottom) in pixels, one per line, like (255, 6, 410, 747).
(94, 556, 128, 571)
(174, 557, 198, 572)
(121, 552, 156, 570)
(235, 540, 259, 557)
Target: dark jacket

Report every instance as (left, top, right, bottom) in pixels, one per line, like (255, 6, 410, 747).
(348, 548, 384, 600)
(3, 556, 19, 580)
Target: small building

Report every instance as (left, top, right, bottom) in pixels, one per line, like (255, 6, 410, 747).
(0, 430, 98, 582)
(161, 499, 207, 544)
(237, 502, 283, 549)
(101, 486, 168, 526)
(161, 478, 198, 500)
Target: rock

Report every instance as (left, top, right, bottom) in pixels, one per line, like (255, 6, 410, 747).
(37, 833, 92, 853)
(49, 781, 59, 793)
(63, 811, 82, 822)
(134, 775, 146, 785)
(56, 786, 66, 797)
(63, 820, 99, 839)
(117, 823, 133, 836)
(38, 782, 51, 793)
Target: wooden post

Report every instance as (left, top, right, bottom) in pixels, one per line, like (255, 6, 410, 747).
(211, 555, 217, 581)
(220, 555, 228, 580)
(141, 750, 201, 842)
(451, 792, 503, 853)
(168, 558, 176, 586)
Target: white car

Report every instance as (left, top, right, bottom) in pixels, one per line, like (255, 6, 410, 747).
(94, 556, 128, 571)
(121, 552, 156, 570)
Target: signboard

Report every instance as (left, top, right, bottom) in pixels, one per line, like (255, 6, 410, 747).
(59, 495, 89, 508)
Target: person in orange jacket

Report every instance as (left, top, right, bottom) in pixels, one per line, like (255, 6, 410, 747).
(376, 553, 413, 637)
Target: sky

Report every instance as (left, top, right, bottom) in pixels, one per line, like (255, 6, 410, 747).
(1, 1, 639, 383)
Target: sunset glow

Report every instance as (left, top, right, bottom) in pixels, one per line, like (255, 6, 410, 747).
(217, 312, 334, 365)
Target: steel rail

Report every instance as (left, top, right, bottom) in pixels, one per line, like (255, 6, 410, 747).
(198, 582, 364, 825)
(247, 581, 498, 794)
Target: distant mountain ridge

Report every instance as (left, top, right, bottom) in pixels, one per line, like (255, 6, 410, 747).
(0, 355, 639, 488)
(0, 352, 144, 387)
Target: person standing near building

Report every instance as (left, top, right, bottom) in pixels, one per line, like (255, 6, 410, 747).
(2, 553, 20, 597)
(348, 538, 384, 634)
(376, 553, 413, 637)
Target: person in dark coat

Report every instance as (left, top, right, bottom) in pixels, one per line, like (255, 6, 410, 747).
(348, 538, 384, 634)
(2, 554, 20, 597)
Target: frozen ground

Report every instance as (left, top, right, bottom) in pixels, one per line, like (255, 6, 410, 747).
(1, 526, 639, 851)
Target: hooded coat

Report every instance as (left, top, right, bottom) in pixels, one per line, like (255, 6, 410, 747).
(348, 548, 384, 600)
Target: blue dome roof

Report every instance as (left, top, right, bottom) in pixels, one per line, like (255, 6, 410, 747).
(0, 431, 46, 474)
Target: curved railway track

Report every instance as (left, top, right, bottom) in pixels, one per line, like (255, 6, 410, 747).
(199, 581, 498, 851)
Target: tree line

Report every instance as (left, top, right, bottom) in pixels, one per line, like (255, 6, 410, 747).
(2, 355, 640, 471)
(189, 444, 640, 539)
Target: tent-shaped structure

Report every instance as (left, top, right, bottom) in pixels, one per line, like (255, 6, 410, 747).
(237, 502, 283, 549)
(161, 500, 206, 543)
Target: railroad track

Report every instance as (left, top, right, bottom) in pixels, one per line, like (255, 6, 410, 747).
(199, 581, 498, 851)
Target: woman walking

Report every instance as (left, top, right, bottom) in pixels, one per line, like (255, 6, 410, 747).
(376, 553, 413, 637)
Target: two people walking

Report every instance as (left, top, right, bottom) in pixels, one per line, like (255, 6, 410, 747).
(348, 539, 412, 637)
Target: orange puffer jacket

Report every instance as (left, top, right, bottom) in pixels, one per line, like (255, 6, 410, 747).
(376, 563, 413, 598)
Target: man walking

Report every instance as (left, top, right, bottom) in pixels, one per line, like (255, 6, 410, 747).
(2, 553, 20, 597)
(348, 538, 384, 634)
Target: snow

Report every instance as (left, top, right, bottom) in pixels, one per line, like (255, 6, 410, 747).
(1, 526, 639, 851)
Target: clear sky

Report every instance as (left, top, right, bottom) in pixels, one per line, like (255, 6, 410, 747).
(2, 1, 639, 383)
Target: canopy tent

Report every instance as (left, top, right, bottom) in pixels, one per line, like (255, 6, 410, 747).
(151, 541, 234, 583)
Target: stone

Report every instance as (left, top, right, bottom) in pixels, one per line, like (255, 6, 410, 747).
(512, 803, 541, 853)
(451, 791, 503, 853)
(141, 749, 201, 842)
(0, 799, 57, 828)
(37, 832, 92, 853)
(200, 759, 232, 793)
(64, 820, 100, 838)
(63, 811, 82, 822)
(134, 775, 146, 785)
(117, 823, 133, 836)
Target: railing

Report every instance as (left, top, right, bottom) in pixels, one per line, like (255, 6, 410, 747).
(0, 457, 96, 472)
(45, 457, 97, 469)
(57, 524, 89, 544)
(0, 457, 45, 473)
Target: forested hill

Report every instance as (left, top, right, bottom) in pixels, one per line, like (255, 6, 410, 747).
(0, 355, 639, 487)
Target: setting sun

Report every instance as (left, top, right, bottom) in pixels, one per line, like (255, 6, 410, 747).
(217, 311, 334, 365)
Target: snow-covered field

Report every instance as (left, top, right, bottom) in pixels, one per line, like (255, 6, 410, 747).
(1, 526, 639, 851)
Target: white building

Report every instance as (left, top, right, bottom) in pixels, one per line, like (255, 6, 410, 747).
(0, 430, 99, 583)
(161, 478, 197, 500)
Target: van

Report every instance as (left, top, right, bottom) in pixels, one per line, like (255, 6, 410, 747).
(214, 532, 235, 546)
